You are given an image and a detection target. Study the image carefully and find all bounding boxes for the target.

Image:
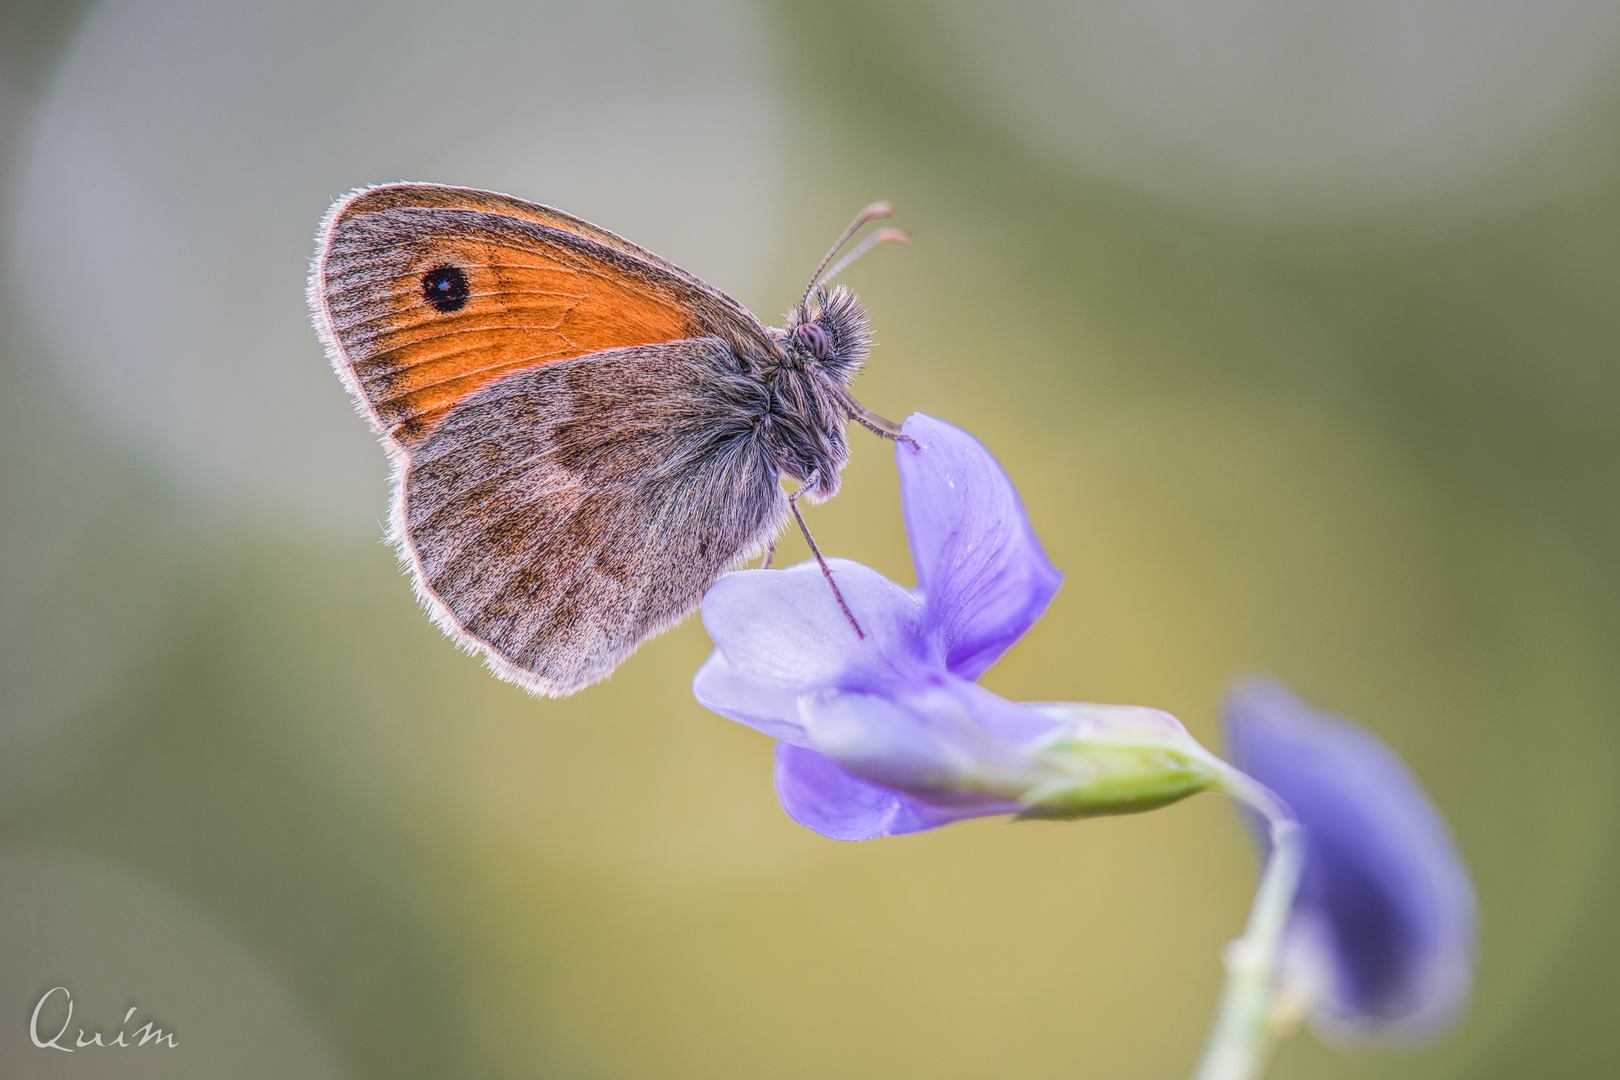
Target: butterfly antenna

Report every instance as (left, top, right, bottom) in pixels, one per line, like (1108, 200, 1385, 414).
(799, 201, 895, 315)
(815, 227, 909, 293)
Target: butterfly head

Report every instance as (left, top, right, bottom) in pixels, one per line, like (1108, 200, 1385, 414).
(783, 285, 870, 385)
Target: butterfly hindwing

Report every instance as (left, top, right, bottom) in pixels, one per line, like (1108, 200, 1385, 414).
(400, 339, 784, 697)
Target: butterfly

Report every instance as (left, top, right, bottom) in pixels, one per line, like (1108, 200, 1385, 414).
(308, 183, 908, 696)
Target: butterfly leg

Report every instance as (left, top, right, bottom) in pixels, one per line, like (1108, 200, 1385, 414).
(790, 475, 864, 639)
(842, 392, 919, 451)
(760, 536, 776, 569)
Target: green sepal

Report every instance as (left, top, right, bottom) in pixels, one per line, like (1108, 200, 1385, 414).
(1013, 703, 1220, 820)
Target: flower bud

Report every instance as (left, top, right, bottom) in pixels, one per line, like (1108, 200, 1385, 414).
(1221, 676, 1475, 1040)
(1017, 703, 1220, 819)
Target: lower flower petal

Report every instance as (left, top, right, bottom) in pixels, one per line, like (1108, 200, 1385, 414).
(701, 559, 928, 693)
(773, 743, 1018, 840)
(692, 650, 811, 746)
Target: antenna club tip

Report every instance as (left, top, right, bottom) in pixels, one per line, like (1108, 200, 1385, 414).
(876, 227, 910, 245)
(860, 200, 896, 220)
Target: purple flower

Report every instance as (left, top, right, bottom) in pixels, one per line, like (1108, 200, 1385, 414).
(694, 415, 1218, 839)
(1221, 677, 1476, 1041)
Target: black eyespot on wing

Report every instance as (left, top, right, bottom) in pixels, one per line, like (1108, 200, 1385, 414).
(421, 265, 470, 313)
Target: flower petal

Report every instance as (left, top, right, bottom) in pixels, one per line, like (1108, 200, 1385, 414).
(805, 680, 1061, 799)
(691, 650, 811, 746)
(700, 559, 928, 694)
(1222, 676, 1476, 1041)
(773, 743, 1017, 841)
(898, 414, 1063, 680)
(1026, 701, 1197, 743)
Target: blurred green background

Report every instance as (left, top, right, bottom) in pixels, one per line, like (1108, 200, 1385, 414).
(2, 1, 1617, 1077)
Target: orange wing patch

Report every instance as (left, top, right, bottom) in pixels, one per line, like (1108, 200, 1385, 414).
(313, 186, 762, 447)
(338, 235, 691, 441)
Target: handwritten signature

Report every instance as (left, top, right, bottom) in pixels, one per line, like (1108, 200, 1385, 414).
(30, 987, 177, 1050)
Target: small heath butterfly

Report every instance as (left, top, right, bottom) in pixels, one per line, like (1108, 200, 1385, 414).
(308, 184, 907, 696)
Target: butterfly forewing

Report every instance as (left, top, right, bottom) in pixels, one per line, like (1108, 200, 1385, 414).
(312, 184, 774, 446)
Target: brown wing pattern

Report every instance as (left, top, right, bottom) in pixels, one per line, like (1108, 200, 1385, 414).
(401, 339, 785, 697)
(310, 184, 774, 446)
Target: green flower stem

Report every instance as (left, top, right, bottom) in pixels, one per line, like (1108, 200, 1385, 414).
(1190, 766, 1305, 1080)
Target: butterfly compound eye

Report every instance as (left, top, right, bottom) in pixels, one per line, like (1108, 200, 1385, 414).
(421, 265, 470, 313)
(794, 321, 832, 360)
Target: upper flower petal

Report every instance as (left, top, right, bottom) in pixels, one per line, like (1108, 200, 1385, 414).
(1221, 676, 1476, 1041)
(773, 742, 1020, 841)
(700, 558, 928, 693)
(898, 414, 1063, 680)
